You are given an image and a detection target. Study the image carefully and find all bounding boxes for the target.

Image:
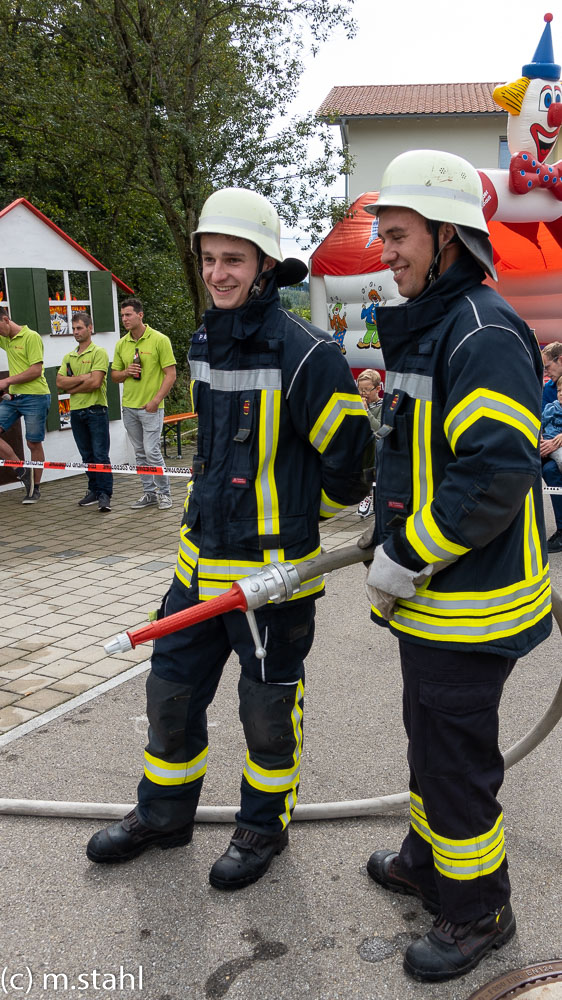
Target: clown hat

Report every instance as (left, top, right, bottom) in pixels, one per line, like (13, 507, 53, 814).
(522, 13, 560, 81)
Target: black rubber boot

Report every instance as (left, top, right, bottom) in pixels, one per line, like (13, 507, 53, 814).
(403, 902, 516, 982)
(86, 809, 194, 864)
(367, 849, 440, 913)
(209, 826, 289, 890)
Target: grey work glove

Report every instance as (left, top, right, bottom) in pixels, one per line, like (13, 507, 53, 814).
(365, 545, 433, 620)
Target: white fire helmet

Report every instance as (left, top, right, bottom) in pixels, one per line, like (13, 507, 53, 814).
(191, 188, 283, 261)
(365, 149, 497, 280)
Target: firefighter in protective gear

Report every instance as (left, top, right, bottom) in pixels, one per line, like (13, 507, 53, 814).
(360, 150, 551, 982)
(86, 188, 374, 888)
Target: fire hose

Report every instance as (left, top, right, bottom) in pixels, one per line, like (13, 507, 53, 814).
(1, 542, 561, 823)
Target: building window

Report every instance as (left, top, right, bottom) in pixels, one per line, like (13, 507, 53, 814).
(499, 137, 511, 169)
(48, 269, 91, 335)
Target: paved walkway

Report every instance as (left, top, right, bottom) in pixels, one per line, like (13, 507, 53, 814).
(0, 463, 367, 734)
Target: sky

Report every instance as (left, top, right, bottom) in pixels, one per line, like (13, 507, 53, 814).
(280, 0, 562, 260)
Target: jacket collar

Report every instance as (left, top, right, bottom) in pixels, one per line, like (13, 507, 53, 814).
(203, 275, 280, 341)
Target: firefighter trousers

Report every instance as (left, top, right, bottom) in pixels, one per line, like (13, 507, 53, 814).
(397, 638, 516, 923)
(137, 574, 316, 837)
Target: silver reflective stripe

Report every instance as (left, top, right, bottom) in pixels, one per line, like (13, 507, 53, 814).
(525, 493, 539, 579)
(190, 360, 210, 383)
(446, 395, 538, 444)
(385, 371, 433, 401)
(412, 571, 549, 611)
(381, 183, 482, 207)
(416, 401, 431, 508)
(199, 213, 279, 242)
(394, 588, 551, 636)
(189, 360, 281, 392)
(258, 390, 279, 537)
(243, 758, 300, 789)
(411, 510, 460, 563)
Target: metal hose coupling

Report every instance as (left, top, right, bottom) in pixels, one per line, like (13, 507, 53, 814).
(237, 560, 301, 608)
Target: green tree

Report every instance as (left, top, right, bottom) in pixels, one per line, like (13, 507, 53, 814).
(0, 0, 355, 325)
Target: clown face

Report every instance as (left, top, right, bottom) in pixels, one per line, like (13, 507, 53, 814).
(507, 77, 562, 162)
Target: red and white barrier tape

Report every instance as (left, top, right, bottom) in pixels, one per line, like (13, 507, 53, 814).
(0, 459, 191, 479)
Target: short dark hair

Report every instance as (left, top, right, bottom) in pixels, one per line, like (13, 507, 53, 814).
(542, 342, 562, 361)
(0, 306, 10, 321)
(72, 311, 92, 327)
(120, 297, 143, 314)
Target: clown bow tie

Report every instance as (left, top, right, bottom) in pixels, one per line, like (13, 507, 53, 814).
(510, 152, 562, 200)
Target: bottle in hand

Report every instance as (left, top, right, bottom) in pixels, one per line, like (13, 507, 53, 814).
(66, 361, 73, 376)
(132, 346, 142, 380)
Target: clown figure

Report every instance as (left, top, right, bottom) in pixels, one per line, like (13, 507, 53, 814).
(329, 301, 348, 354)
(358, 288, 381, 349)
(493, 13, 562, 198)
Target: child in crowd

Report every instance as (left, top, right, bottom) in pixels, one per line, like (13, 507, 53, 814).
(542, 374, 562, 472)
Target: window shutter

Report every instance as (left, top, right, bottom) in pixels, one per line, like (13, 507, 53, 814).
(107, 365, 121, 421)
(44, 366, 61, 431)
(90, 271, 115, 333)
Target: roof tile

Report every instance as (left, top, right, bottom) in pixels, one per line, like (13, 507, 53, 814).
(318, 83, 502, 117)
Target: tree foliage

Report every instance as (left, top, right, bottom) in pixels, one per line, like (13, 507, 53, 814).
(0, 0, 355, 339)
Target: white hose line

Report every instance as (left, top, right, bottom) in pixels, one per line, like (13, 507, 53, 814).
(1, 589, 560, 825)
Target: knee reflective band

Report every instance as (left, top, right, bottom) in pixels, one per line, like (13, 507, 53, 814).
(1, 589, 561, 823)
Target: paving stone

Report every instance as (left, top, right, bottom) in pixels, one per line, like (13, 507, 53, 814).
(50, 634, 92, 651)
(1, 673, 55, 695)
(0, 705, 39, 732)
(0, 624, 41, 639)
(0, 661, 38, 680)
(83, 658, 133, 679)
(0, 613, 33, 628)
(0, 646, 30, 666)
(11, 544, 46, 553)
(51, 671, 106, 695)
(52, 549, 85, 559)
(95, 555, 131, 564)
(12, 688, 70, 712)
(67, 645, 108, 664)
(32, 613, 73, 628)
(0, 690, 20, 708)
(32, 659, 88, 678)
(22, 646, 66, 665)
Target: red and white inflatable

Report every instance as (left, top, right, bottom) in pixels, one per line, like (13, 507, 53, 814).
(310, 13, 562, 372)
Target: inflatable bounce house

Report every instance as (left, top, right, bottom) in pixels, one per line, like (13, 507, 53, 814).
(310, 13, 562, 381)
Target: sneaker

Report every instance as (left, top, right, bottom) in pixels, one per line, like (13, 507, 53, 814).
(130, 494, 158, 509)
(403, 903, 516, 983)
(16, 466, 33, 497)
(157, 493, 173, 510)
(357, 494, 373, 518)
(86, 808, 194, 864)
(98, 493, 112, 513)
(547, 528, 562, 553)
(22, 487, 40, 505)
(367, 849, 439, 913)
(209, 826, 289, 890)
(78, 490, 98, 507)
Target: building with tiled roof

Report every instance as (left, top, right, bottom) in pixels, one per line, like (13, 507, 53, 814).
(317, 82, 509, 201)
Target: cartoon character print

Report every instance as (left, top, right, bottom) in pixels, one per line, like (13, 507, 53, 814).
(358, 286, 382, 349)
(329, 301, 348, 355)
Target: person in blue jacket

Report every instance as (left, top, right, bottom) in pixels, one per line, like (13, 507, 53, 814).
(87, 188, 374, 890)
(540, 343, 562, 551)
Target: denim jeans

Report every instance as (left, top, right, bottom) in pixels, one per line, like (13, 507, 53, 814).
(542, 458, 562, 531)
(122, 406, 170, 496)
(0, 393, 51, 442)
(70, 405, 113, 497)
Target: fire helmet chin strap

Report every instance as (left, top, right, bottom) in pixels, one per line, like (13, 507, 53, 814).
(425, 221, 461, 287)
(249, 250, 268, 298)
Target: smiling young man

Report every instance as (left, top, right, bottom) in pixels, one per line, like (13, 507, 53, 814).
(56, 313, 113, 512)
(359, 151, 551, 983)
(87, 187, 373, 890)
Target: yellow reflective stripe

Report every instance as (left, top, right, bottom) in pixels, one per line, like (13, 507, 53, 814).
(524, 489, 543, 579)
(309, 393, 367, 454)
(444, 389, 540, 454)
(412, 399, 433, 510)
(410, 793, 506, 880)
(243, 752, 300, 792)
(291, 679, 304, 764)
(279, 788, 298, 830)
(404, 570, 549, 617)
(175, 527, 199, 588)
(390, 583, 551, 642)
(319, 489, 347, 519)
(256, 389, 281, 538)
(144, 746, 208, 786)
(406, 504, 470, 564)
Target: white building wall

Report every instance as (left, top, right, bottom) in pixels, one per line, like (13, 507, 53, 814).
(346, 116, 505, 200)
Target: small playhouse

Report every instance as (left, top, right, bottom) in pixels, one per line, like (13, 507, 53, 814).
(0, 198, 134, 492)
(310, 13, 562, 383)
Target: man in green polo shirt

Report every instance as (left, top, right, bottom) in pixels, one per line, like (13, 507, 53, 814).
(112, 297, 176, 510)
(0, 306, 51, 504)
(56, 312, 113, 513)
